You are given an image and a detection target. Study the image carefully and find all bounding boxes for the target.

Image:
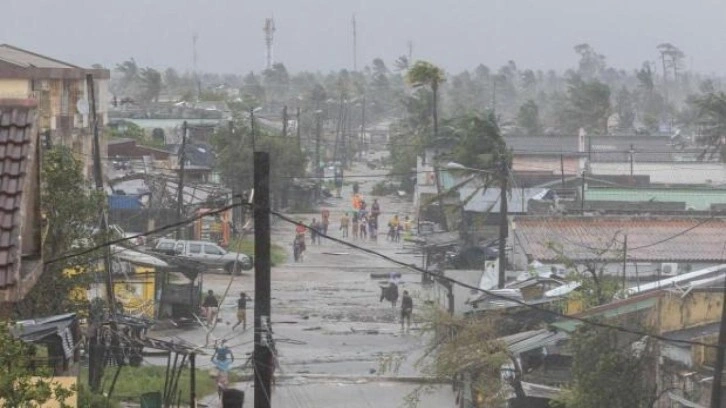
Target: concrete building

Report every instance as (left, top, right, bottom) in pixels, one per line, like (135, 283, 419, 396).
(0, 44, 110, 176)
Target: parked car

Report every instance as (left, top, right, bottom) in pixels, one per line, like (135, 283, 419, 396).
(153, 239, 253, 275)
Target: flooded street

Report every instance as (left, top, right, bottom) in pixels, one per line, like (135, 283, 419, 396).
(151, 158, 456, 407)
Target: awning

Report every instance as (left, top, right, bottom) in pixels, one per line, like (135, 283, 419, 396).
(111, 245, 169, 268)
(12, 313, 77, 343)
(501, 329, 569, 355)
(521, 382, 561, 400)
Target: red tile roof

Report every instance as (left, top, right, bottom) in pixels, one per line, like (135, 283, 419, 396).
(0, 100, 36, 289)
(515, 216, 726, 263)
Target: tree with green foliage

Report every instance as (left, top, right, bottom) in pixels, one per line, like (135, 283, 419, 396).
(693, 91, 726, 161)
(0, 323, 74, 407)
(554, 325, 659, 408)
(384, 307, 510, 408)
(14, 146, 104, 318)
(574, 43, 606, 80)
(211, 115, 305, 208)
(557, 74, 611, 135)
(615, 87, 636, 131)
(139, 67, 162, 103)
(516, 100, 541, 135)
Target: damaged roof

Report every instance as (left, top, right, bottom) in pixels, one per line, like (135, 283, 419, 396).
(0, 100, 36, 289)
(515, 216, 726, 263)
(0, 44, 110, 79)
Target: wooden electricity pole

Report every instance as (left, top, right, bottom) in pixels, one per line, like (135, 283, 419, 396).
(711, 274, 726, 408)
(282, 105, 288, 138)
(498, 157, 509, 289)
(315, 112, 322, 201)
(176, 121, 188, 240)
(254, 152, 273, 408)
(87, 73, 117, 391)
(296, 106, 301, 151)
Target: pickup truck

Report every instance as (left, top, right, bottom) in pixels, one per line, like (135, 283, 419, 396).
(154, 239, 253, 275)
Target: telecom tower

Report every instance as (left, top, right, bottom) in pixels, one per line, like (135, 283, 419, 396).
(264, 18, 276, 70)
(352, 14, 357, 71)
(192, 33, 200, 101)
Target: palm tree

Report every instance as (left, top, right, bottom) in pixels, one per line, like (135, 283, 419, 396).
(406, 61, 445, 143)
(406, 61, 448, 230)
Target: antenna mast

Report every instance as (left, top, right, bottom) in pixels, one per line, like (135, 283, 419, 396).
(264, 18, 276, 70)
(192, 33, 200, 101)
(352, 14, 357, 71)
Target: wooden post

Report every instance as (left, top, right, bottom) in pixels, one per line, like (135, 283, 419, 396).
(296, 107, 301, 151)
(498, 159, 509, 289)
(190, 353, 196, 408)
(710, 274, 726, 408)
(176, 121, 187, 240)
(254, 152, 273, 408)
(87, 74, 117, 391)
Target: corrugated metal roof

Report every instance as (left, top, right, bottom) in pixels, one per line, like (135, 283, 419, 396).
(462, 187, 549, 213)
(111, 245, 168, 268)
(515, 216, 726, 263)
(0, 101, 36, 289)
(586, 187, 726, 211)
(504, 136, 579, 155)
(0, 44, 79, 69)
(504, 329, 569, 355)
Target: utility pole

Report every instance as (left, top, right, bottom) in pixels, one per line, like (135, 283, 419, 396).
(315, 112, 322, 201)
(360, 96, 366, 159)
(581, 170, 586, 213)
(340, 103, 348, 168)
(189, 353, 197, 408)
(352, 14, 357, 71)
(282, 105, 288, 138)
(251, 108, 257, 152)
(622, 235, 628, 292)
(176, 121, 188, 240)
(498, 156, 509, 289)
(87, 73, 117, 391)
(296, 106, 301, 151)
(711, 273, 726, 408)
(253, 152, 273, 408)
(560, 154, 565, 187)
(629, 144, 635, 180)
(193, 34, 200, 101)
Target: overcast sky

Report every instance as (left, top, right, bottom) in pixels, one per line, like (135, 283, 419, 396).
(3, 0, 726, 75)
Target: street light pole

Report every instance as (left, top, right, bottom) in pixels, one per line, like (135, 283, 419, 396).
(315, 111, 322, 201)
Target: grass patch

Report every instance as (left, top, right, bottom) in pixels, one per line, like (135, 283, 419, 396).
(230, 238, 287, 266)
(80, 365, 220, 405)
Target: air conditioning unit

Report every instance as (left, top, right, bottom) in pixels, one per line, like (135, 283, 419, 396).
(660, 263, 679, 277)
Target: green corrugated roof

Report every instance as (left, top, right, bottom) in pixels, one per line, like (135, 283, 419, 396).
(586, 187, 726, 211)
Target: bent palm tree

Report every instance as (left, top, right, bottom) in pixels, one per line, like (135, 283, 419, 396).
(406, 61, 448, 230)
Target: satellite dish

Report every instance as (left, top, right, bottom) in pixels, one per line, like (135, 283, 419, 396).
(77, 99, 90, 115)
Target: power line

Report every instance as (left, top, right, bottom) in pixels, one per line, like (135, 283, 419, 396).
(270, 209, 725, 349)
(45, 202, 248, 265)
